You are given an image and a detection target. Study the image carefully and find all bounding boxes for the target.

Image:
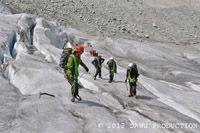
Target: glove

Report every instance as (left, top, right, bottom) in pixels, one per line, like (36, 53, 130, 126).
(85, 67, 89, 72)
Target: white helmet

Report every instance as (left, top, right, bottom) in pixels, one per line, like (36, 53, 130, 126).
(67, 42, 72, 48)
(64, 42, 72, 49)
(128, 63, 133, 67)
(109, 57, 114, 60)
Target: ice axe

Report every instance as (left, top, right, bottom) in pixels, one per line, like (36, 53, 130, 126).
(39, 92, 55, 98)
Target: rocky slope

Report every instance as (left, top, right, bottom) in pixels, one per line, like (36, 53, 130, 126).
(1, 0, 200, 44)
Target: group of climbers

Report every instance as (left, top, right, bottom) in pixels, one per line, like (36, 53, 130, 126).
(60, 41, 139, 102)
(91, 54, 117, 83)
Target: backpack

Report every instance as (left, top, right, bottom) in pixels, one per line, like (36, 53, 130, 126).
(130, 64, 139, 78)
(90, 49, 98, 57)
(59, 48, 72, 69)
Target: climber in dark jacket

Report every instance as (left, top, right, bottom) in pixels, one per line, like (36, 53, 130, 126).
(125, 63, 139, 98)
(92, 54, 105, 80)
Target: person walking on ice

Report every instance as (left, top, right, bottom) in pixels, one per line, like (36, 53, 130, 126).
(125, 63, 139, 98)
(107, 57, 117, 83)
(65, 44, 89, 102)
(92, 54, 105, 80)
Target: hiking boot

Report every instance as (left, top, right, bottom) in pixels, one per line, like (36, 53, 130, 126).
(108, 80, 112, 83)
(71, 97, 75, 102)
(76, 95, 82, 101)
(99, 76, 102, 79)
(128, 94, 133, 97)
(133, 95, 137, 99)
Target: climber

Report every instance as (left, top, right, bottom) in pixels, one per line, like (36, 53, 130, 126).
(92, 54, 105, 80)
(65, 44, 89, 102)
(125, 63, 139, 98)
(107, 57, 117, 83)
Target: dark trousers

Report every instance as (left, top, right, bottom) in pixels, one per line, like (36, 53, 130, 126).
(109, 71, 114, 82)
(67, 77, 79, 97)
(94, 67, 102, 78)
(130, 82, 137, 96)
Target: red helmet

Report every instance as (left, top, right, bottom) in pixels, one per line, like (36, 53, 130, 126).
(75, 45, 84, 54)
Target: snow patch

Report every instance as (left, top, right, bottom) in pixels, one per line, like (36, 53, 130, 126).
(182, 53, 200, 60)
(13, 42, 29, 60)
(182, 52, 200, 64)
(17, 14, 36, 45)
(140, 76, 200, 123)
(185, 82, 200, 92)
(170, 70, 182, 76)
(159, 80, 183, 90)
(2, 14, 35, 61)
(33, 18, 65, 64)
(79, 78, 99, 92)
(100, 92, 123, 110)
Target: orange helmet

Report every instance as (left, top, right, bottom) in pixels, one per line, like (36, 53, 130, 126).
(75, 44, 84, 54)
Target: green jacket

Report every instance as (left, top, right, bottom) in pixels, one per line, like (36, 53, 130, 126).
(107, 60, 117, 74)
(126, 66, 139, 83)
(66, 53, 88, 80)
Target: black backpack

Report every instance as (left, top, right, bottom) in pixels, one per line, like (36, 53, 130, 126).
(59, 48, 72, 69)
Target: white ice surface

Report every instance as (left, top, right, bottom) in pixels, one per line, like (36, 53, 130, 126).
(0, 6, 200, 133)
(185, 82, 200, 92)
(140, 76, 200, 123)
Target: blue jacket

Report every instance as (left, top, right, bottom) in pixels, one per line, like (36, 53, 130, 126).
(92, 57, 105, 69)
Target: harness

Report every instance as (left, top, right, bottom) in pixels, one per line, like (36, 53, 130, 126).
(70, 54, 79, 80)
(110, 62, 116, 74)
(128, 69, 136, 83)
(97, 59, 102, 68)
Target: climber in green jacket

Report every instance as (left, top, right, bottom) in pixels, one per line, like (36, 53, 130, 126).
(125, 63, 139, 98)
(107, 57, 117, 83)
(65, 44, 89, 102)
